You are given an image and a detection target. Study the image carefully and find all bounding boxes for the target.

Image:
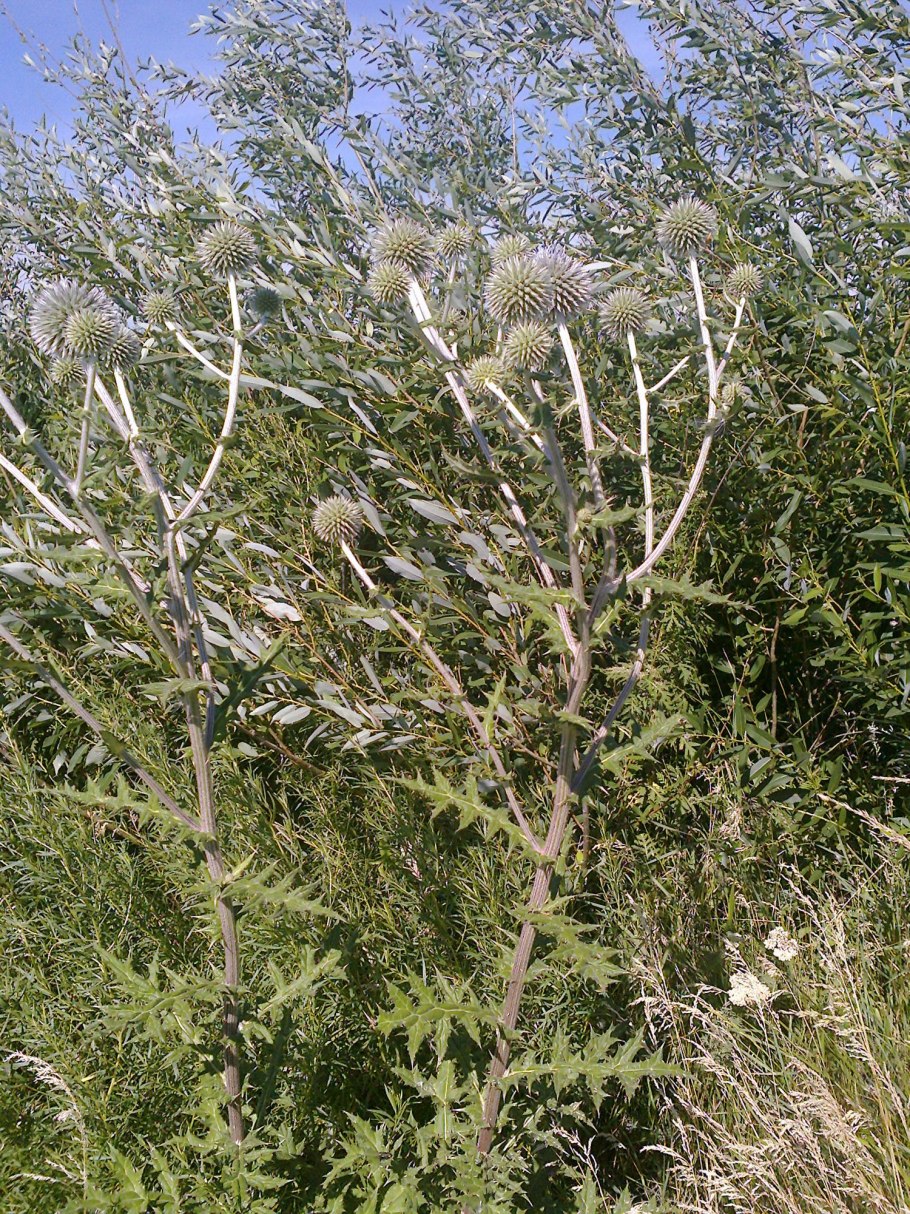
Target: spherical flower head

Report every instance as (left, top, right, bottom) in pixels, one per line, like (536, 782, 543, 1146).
(30, 281, 114, 358)
(535, 247, 594, 320)
(656, 196, 718, 258)
(436, 222, 472, 259)
(196, 220, 257, 277)
(141, 289, 178, 326)
(491, 233, 532, 268)
(484, 254, 553, 325)
(599, 286, 651, 342)
(371, 219, 433, 275)
(726, 261, 763, 300)
(720, 380, 739, 410)
(247, 285, 282, 321)
(463, 354, 507, 392)
(106, 326, 142, 370)
(367, 260, 411, 305)
(48, 357, 83, 387)
(64, 304, 118, 361)
(312, 495, 363, 547)
(502, 320, 553, 371)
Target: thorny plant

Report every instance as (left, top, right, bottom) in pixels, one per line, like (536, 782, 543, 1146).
(0, 196, 758, 1172)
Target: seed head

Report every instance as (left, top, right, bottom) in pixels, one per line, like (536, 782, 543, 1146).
(535, 247, 594, 320)
(30, 281, 116, 358)
(491, 234, 532, 268)
(484, 254, 553, 325)
(367, 260, 412, 305)
(463, 355, 507, 392)
(106, 326, 142, 370)
(64, 305, 118, 360)
(196, 221, 257, 277)
(502, 320, 553, 371)
(436, 222, 473, 259)
(141, 289, 178, 326)
(599, 286, 651, 342)
(312, 495, 364, 547)
(48, 357, 83, 387)
(725, 261, 763, 300)
(656, 196, 718, 258)
(371, 219, 434, 275)
(247, 285, 282, 321)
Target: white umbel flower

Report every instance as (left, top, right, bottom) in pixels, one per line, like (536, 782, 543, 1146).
(728, 970, 772, 1008)
(764, 927, 799, 962)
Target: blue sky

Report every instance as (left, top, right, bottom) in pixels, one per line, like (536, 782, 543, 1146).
(0, 1, 656, 134)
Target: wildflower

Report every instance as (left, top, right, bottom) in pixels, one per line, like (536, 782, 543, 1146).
(535, 247, 594, 320)
(105, 326, 142, 370)
(728, 970, 772, 1007)
(196, 220, 257, 276)
(502, 320, 553, 371)
(726, 262, 763, 300)
(312, 495, 363, 547)
(484, 254, 553, 325)
(64, 305, 118, 360)
(30, 281, 117, 359)
(371, 218, 434, 275)
(436, 222, 473, 259)
(764, 927, 799, 962)
(367, 260, 412, 305)
(141, 289, 178, 326)
(599, 286, 651, 341)
(491, 233, 532, 268)
(656, 196, 718, 258)
(48, 357, 83, 387)
(463, 355, 507, 392)
(247, 286, 282, 321)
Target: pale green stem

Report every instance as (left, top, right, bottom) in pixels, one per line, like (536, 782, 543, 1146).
(0, 450, 82, 533)
(73, 362, 96, 497)
(558, 322, 605, 508)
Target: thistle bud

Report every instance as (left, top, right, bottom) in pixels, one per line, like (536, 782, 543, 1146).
(534, 247, 594, 320)
(64, 305, 118, 361)
(484, 254, 553, 325)
(435, 222, 473, 259)
(490, 234, 532, 268)
(502, 320, 553, 371)
(725, 262, 763, 301)
(371, 219, 434, 275)
(463, 355, 507, 392)
(656, 197, 718, 258)
(106, 326, 142, 370)
(367, 260, 412, 305)
(312, 495, 364, 547)
(30, 281, 117, 359)
(141, 289, 178, 326)
(598, 287, 651, 342)
(196, 220, 257, 277)
(48, 357, 83, 387)
(247, 286, 282, 321)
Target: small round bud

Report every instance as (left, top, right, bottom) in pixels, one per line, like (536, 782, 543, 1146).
(312, 495, 364, 547)
(725, 262, 763, 300)
(64, 305, 118, 360)
(367, 260, 411, 305)
(599, 287, 651, 342)
(141, 289, 178, 326)
(30, 281, 115, 358)
(106, 326, 142, 370)
(656, 196, 718, 258)
(436, 222, 472, 259)
(484, 254, 553, 325)
(491, 234, 532, 268)
(196, 220, 257, 277)
(721, 381, 738, 409)
(463, 355, 507, 392)
(247, 285, 282, 321)
(48, 357, 83, 387)
(502, 320, 553, 371)
(535, 247, 594, 320)
(371, 219, 434, 275)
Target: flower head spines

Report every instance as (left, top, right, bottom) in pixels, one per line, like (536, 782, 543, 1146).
(106, 326, 142, 370)
(491, 234, 532, 268)
(312, 495, 364, 547)
(367, 260, 412, 305)
(599, 287, 651, 342)
(535, 247, 594, 320)
(436, 222, 473, 259)
(48, 357, 83, 387)
(502, 320, 553, 371)
(656, 196, 718, 258)
(463, 355, 507, 392)
(196, 221, 257, 277)
(484, 254, 553, 325)
(726, 261, 763, 300)
(371, 219, 434, 275)
(247, 286, 282, 321)
(30, 281, 116, 358)
(64, 305, 118, 361)
(141, 289, 178, 326)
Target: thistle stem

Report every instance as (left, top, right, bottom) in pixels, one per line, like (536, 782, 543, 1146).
(73, 362, 96, 497)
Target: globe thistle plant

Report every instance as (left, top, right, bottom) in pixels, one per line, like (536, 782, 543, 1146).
(436, 222, 473, 259)
(599, 286, 651, 342)
(726, 261, 763, 300)
(368, 260, 412, 305)
(247, 285, 282, 321)
(106, 326, 142, 371)
(48, 357, 83, 387)
(312, 495, 364, 547)
(656, 196, 718, 258)
(196, 221, 257, 277)
(141, 289, 178, 326)
(371, 218, 434, 275)
(30, 281, 116, 359)
(490, 233, 532, 268)
(502, 320, 553, 371)
(484, 254, 554, 325)
(64, 303, 118, 361)
(535, 247, 594, 321)
(464, 355, 508, 393)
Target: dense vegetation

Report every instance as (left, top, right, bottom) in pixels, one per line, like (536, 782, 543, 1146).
(0, 2, 909, 1211)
